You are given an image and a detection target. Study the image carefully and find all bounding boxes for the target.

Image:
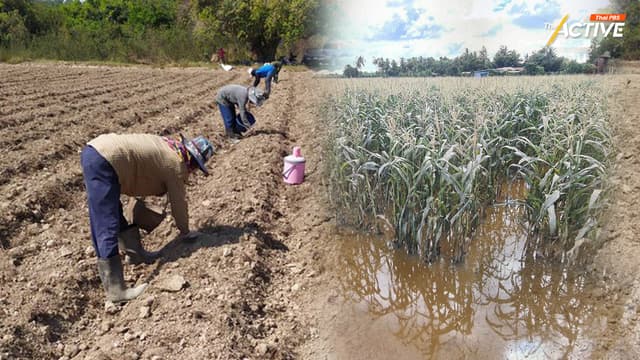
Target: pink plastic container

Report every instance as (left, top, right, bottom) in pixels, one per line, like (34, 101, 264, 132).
(283, 146, 306, 185)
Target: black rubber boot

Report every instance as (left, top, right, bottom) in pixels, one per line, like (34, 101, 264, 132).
(97, 255, 147, 303)
(118, 225, 161, 265)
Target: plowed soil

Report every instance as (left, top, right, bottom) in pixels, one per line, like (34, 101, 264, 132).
(0, 63, 333, 360)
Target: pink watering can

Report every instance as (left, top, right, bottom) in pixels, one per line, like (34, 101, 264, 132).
(283, 146, 306, 185)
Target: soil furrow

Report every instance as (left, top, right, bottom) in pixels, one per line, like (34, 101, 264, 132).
(0, 73, 230, 175)
(0, 70, 239, 249)
(0, 74, 188, 128)
(0, 65, 325, 360)
(0, 71, 146, 114)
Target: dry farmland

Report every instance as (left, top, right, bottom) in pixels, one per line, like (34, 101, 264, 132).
(0, 63, 333, 359)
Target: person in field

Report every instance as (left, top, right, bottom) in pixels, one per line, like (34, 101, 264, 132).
(217, 47, 226, 64)
(80, 133, 214, 303)
(248, 61, 282, 98)
(215, 84, 265, 141)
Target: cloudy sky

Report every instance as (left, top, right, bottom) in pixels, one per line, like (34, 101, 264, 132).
(328, 0, 612, 71)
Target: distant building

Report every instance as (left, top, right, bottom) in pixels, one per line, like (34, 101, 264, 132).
(596, 51, 611, 74)
(474, 70, 489, 78)
(494, 67, 525, 75)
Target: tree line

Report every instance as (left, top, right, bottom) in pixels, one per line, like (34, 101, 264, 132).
(343, 0, 639, 78)
(344, 45, 596, 78)
(589, 0, 640, 61)
(0, 0, 324, 63)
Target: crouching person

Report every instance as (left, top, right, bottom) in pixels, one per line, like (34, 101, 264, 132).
(215, 84, 265, 141)
(248, 61, 282, 98)
(80, 133, 214, 303)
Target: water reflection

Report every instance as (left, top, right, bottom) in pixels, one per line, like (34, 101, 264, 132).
(337, 189, 602, 358)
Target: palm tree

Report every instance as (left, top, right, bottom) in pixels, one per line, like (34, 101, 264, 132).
(356, 56, 365, 70)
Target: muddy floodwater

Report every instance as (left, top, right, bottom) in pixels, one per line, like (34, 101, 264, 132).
(331, 184, 609, 359)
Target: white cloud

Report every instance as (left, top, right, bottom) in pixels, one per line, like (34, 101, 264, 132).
(331, 0, 611, 68)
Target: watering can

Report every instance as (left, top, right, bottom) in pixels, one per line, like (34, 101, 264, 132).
(283, 146, 306, 185)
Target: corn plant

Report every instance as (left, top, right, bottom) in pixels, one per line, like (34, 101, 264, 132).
(324, 76, 612, 262)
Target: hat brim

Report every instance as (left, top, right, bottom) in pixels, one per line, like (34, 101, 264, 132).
(182, 137, 210, 176)
(248, 93, 258, 106)
(248, 94, 264, 107)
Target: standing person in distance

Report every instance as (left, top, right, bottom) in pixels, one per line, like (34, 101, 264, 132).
(217, 47, 226, 64)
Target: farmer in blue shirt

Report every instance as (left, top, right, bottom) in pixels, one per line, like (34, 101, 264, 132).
(248, 61, 282, 98)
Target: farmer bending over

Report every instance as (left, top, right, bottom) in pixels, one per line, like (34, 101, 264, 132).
(248, 61, 282, 98)
(81, 133, 214, 303)
(215, 84, 265, 141)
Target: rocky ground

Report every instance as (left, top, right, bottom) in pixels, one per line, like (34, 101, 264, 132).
(588, 73, 640, 359)
(0, 63, 333, 360)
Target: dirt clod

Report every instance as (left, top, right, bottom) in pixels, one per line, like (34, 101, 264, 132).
(157, 274, 186, 292)
(63, 344, 79, 357)
(254, 343, 268, 356)
(139, 306, 151, 319)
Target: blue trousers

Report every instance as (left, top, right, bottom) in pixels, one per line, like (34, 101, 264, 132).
(218, 104, 255, 133)
(80, 145, 128, 259)
(218, 103, 237, 131)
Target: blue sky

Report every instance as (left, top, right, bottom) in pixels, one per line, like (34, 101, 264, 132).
(329, 0, 612, 71)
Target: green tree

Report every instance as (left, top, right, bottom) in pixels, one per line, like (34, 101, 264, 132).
(561, 59, 588, 74)
(524, 62, 544, 75)
(589, 0, 640, 60)
(1, 0, 63, 34)
(343, 64, 358, 77)
(195, 0, 320, 61)
(478, 46, 492, 69)
(0, 9, 27, 46)
(527, 47, 563, 73)
(355, 55, 364, 70)
(457, 48, 480, 72)
(493, 45, 521, 67)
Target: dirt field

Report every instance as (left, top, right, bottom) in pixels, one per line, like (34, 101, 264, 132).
(0, 63, 333, 360)
(1, 63, 640, 360)
(588, 73, 640, 358)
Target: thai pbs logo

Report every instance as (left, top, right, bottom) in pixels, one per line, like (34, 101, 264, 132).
(545, 13, 626, 46)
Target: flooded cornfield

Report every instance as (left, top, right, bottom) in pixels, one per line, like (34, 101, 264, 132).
(330, 182, 609, 359)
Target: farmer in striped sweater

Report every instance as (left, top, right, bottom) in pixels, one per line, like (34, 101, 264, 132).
(81, 133, 214, 303)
